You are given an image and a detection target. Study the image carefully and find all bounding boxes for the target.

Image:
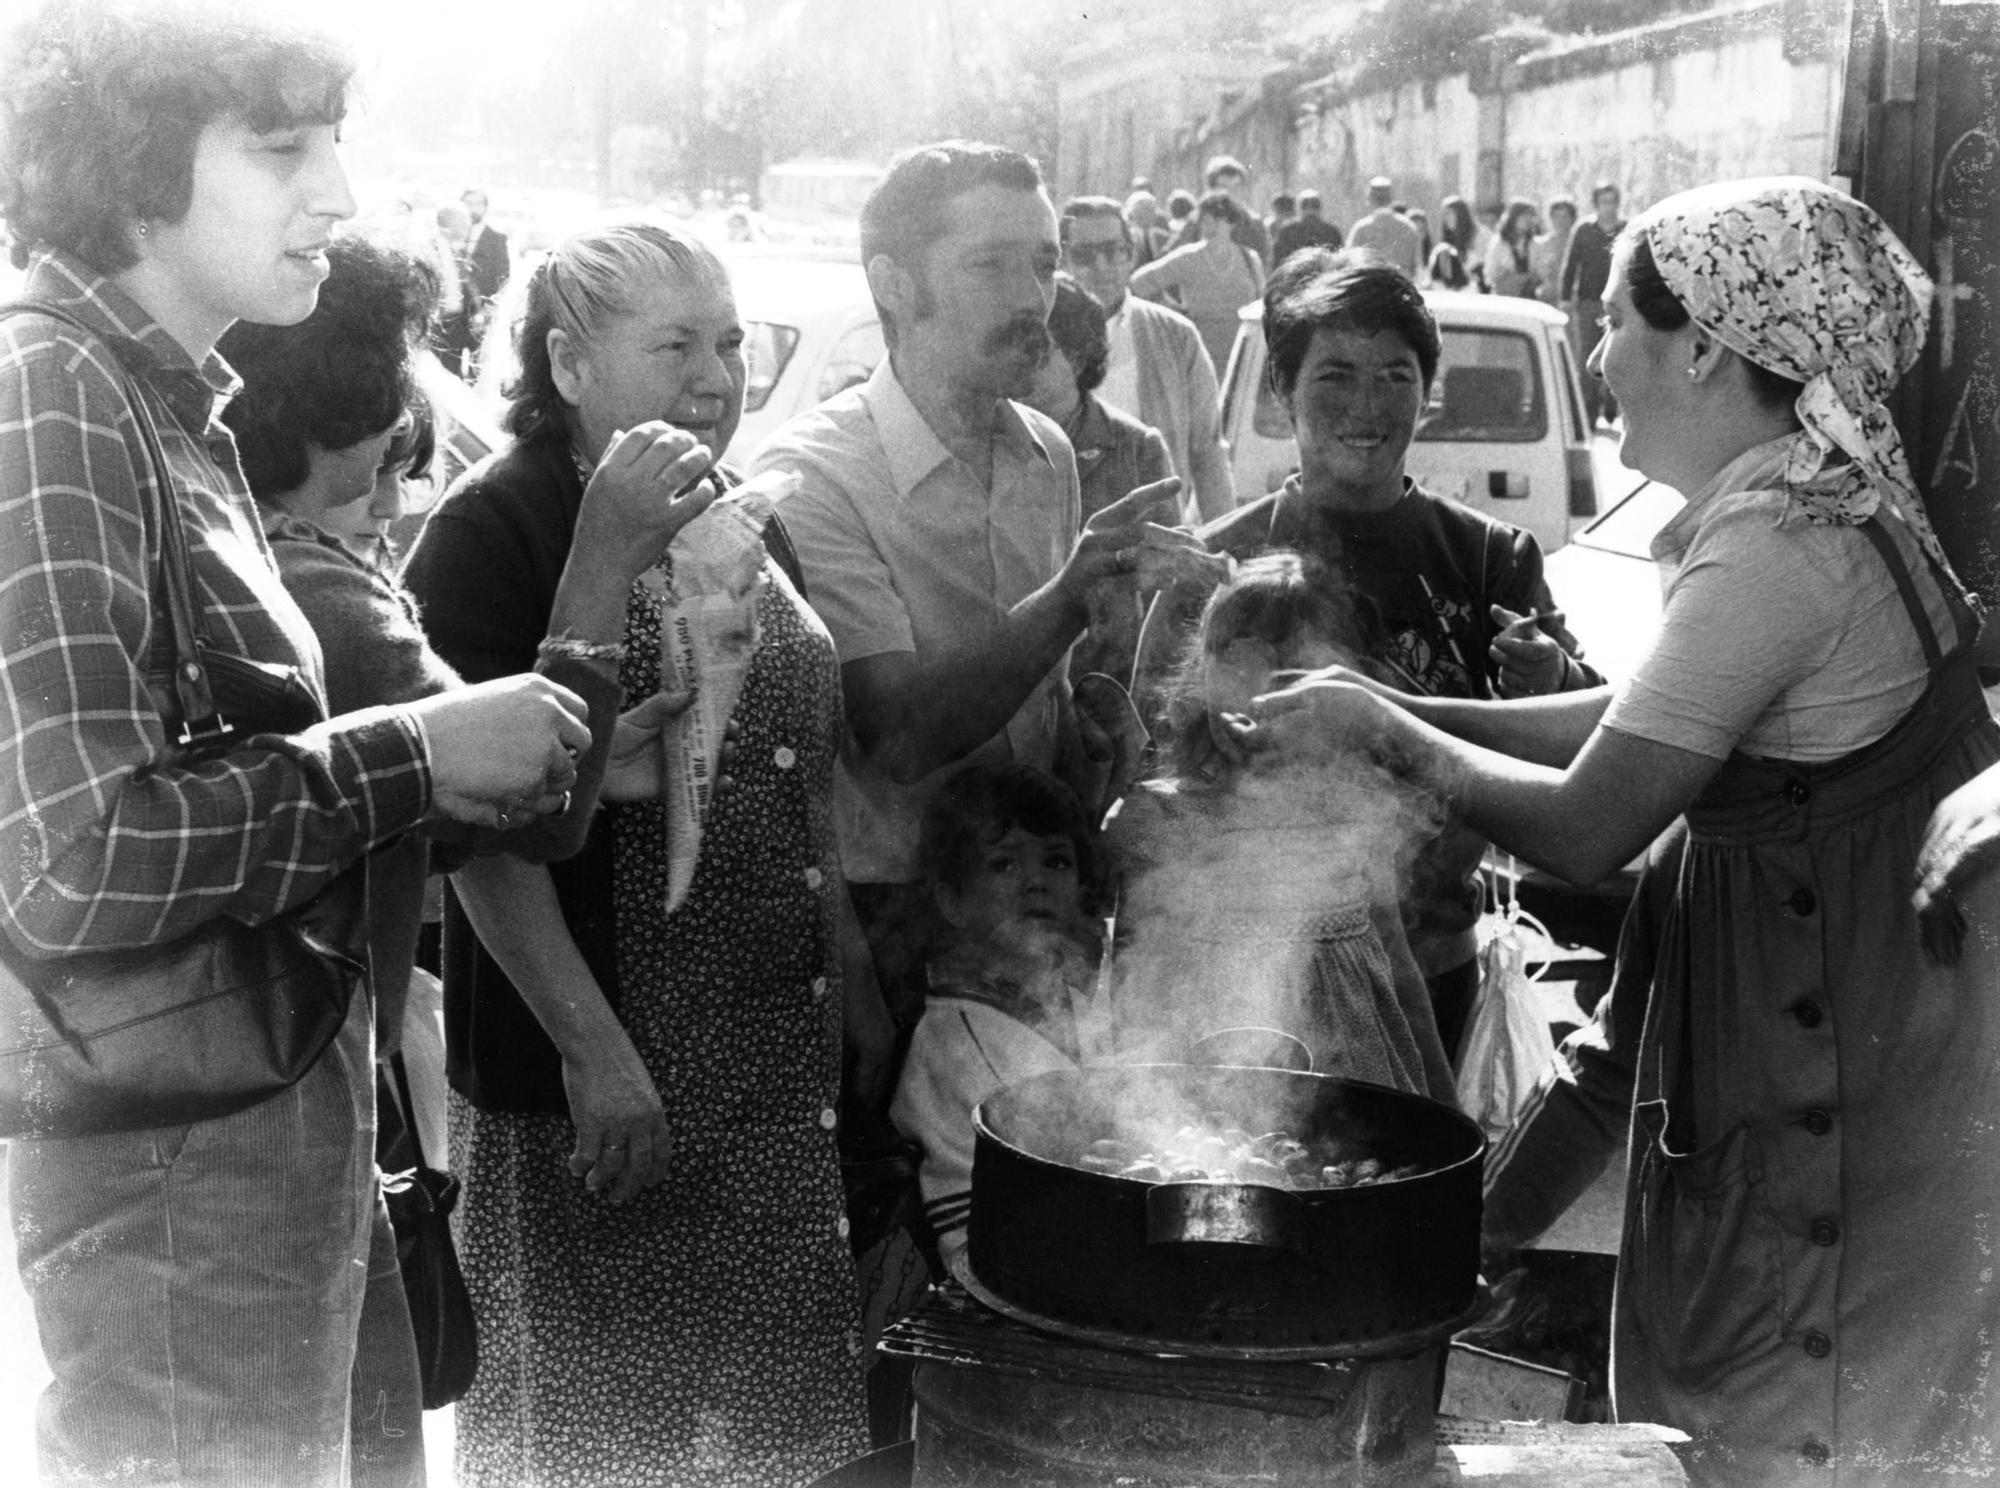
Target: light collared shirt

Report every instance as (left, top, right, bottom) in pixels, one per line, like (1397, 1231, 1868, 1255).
(1099, 299, 1141, 421)
(748, 359, 1081, 882)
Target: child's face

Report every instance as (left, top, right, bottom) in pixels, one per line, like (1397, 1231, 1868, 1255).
(1204, 634, 1348, 761)
(937, 828, 1085, 948)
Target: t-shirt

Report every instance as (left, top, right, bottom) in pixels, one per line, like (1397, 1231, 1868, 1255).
(1199, 479, 1601, 970)
(1599, 441, 1957, 763)
(748, 360, 1082, 883)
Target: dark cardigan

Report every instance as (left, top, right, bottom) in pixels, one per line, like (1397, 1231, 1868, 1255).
(402, 435, 805, 1114)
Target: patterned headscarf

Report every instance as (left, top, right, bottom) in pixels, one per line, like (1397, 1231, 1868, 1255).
(1638, 177, 1955, 583)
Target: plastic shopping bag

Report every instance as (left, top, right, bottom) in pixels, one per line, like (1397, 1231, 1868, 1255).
(1455, 877, 1560, 1144)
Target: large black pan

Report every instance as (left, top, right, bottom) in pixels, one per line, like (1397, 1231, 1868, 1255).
(965, 1064, 1485, 1357)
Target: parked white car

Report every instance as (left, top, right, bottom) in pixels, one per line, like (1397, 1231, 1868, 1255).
(719, 249, 881, 459)
(1218, 291, 1600, 552)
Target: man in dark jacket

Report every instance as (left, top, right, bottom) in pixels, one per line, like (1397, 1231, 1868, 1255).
(1271, 189, 1345, 267)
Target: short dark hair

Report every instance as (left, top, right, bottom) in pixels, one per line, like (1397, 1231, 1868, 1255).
(1623, 228, 1803, 413)
(1204, 154, 1247, 187)
(861, 139, 1044, 348)
(1298, 189, 1323, 213)
(1046, 273, 1108, 395)
(1166, 189, 1196, 219)
(219, 234, 437, 501)
(1270, 192, 1296, 215)
(1195, 190, 1249, 230)
(0, 0, 354, 273)
(919, 763, 1097, 903)
(503, 217, 728, 445)
(1263, 249, 1441, 401)
(1546, 194, 1578, 222)
(1059, 195, 1130, 249)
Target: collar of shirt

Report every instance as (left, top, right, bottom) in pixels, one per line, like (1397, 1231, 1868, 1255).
(21, 247, 241, 434)
(1650, 436, 1794, 563)
(859, 357, 1058, 499)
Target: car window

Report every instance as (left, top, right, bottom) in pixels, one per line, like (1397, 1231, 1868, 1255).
(1416, 328, 1546, 443)
(742, 320, 802, 413)
(813, 319, 885, 404)
(1574, 479, 1684, 559)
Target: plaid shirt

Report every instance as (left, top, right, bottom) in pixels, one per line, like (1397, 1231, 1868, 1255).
(0, 249, 430, 958)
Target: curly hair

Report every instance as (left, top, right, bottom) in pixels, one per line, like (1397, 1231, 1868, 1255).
(502, 216, 727, 446)
(0, 0, 354, 272)
(218, 233, 438, 501)
(919, 762, 1099, 910)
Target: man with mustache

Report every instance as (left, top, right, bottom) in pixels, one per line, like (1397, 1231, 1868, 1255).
(749, 140, 1181, 1029)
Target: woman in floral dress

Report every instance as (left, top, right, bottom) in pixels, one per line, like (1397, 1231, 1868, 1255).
(404, 219, 875, 1487)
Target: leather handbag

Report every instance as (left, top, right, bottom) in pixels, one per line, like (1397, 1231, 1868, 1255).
(377, 1052, 479, 1408)
(0, 302, 364, 1140)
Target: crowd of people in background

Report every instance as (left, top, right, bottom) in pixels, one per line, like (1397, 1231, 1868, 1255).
(1111, 153, 1631, 426)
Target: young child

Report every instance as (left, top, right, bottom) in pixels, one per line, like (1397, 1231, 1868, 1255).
(1106, 552, 1457, 1100)
(890, 764, 1108, 1263)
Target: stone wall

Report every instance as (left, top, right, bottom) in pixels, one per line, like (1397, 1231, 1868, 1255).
(1092, 1, 1849, 227)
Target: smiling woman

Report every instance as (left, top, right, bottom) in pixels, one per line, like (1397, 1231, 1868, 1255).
(0, 3, 600, 1485)
(403, 215, 875, 1487)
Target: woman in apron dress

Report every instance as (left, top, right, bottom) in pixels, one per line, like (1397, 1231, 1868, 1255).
(1251, 178, 2000, 1485)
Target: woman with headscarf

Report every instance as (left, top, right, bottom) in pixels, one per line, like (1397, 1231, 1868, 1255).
(1252, 178, 2000, 1484)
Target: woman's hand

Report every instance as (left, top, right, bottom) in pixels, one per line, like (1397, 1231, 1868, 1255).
(1915, 761, 2000, 964)
(601, 686, 699, 802)
(573, 422, 726, 579)
(410, 675, 591, 829)
(1488, 605, 1570, 698)
(1249, 672, 1415, 770)
(561, 1029, 673, 1203)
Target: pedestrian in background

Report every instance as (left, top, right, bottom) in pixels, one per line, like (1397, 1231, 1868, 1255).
(1533, 194, 1577, 308)
(1561, 181, 1626, 424)
(1271, 187, 1345, 268)
(1062, 195, 1236, 522)
(1347, 175, 1421, 278)
(1483, 197, 1542, 297)
(1130, 189, 1265, 375)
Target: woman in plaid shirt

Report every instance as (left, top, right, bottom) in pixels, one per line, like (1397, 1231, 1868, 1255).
(0, 5, 609, 1483)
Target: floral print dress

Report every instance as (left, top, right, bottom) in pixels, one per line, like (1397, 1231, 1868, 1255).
(449, 555, 868, 1488)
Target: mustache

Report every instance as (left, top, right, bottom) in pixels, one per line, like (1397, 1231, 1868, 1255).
(984, 313, 1052, 361)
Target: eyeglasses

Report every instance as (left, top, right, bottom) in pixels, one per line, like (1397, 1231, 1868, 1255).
(1064, 240, 1133, 267)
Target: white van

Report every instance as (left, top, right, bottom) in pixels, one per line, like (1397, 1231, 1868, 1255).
(1218, 291, 1599, 551)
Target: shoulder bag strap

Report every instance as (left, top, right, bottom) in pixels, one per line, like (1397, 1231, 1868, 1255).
(1, 300, 229, 745)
